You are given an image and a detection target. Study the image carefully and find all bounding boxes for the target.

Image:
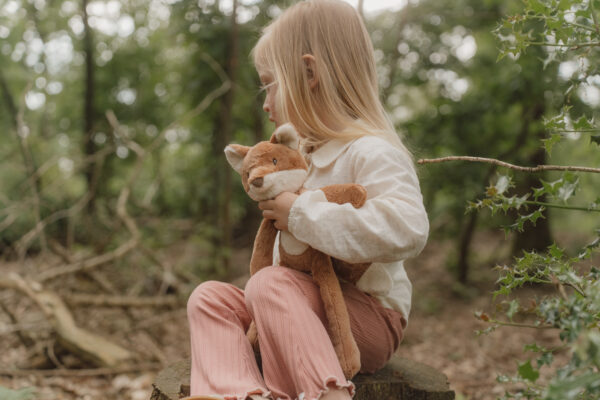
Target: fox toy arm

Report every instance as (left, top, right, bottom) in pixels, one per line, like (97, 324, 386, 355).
(320, 183, 367, 209)
(250, 218, 278, 275)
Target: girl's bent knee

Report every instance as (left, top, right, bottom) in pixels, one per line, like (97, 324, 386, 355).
(245, 266, 298, 311)
(187, 280, 230, 315)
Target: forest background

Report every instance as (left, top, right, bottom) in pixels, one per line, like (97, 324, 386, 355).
(0, 0, 598, 399)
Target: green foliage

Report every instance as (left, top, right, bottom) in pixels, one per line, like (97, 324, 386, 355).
(464, 0, 600, 398)
(0, 0, 282, 263)
(476, 239, 599, 398)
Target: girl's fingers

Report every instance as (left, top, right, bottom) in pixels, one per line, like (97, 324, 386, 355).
(262, 210, 275, 219)
(258, 200, 274, 210)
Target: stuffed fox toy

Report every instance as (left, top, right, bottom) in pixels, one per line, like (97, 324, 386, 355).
(224, 123, 370, 379)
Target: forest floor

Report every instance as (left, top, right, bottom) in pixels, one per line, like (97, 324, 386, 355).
(0, 230, 586, 400)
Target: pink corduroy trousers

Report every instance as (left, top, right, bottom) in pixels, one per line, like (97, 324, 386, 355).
(186, 266, 405, 400)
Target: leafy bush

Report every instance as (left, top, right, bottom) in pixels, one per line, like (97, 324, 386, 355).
(469, 0, 600, 398)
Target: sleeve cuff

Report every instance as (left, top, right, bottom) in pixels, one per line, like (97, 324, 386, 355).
(288, 189, 328, 237)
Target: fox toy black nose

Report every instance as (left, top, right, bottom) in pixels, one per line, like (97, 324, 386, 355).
(251, 177, 264, 188)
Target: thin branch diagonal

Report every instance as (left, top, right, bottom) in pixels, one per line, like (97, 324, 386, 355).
(417, 156, 600, 174)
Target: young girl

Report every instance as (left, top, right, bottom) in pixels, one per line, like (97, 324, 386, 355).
(186, 1, 429, 400)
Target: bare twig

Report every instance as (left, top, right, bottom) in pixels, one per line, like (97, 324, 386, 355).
(18, 145, 115, 194)
(0, 214, 17, 233)
(0, 300, 37, 346)
(138, 244, 182, 295)
(37, 237, 138, 282)
(15, 146, 113, 258)
(418, 156, 600, 174)
(0, 363, 162, 377)
(46, 340, 66, 369)
(137, 331, 169, 366)
(9, 80, 48, 256)
(64, 293, 179, 308)
(48, 239, 119, 294)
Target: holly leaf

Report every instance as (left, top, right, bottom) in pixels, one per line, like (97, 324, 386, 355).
(542, 133, 562, 155)
(495, 175, 511, 195)
(518, 360, 540, 382)
(506, 299, 520, 320)
(526, 0, 547, 13)
(557, 177, 578, 203)
(573, 115, 592, 130)
(548, 243, 564, 259)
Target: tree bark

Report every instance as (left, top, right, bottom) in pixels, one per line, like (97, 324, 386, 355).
(235, 81, 267, 247)
(82, 0, 97, 214)
(211, 0, 239, 275)
(512, 148, 553, 255)
(512, 102, 552, 256)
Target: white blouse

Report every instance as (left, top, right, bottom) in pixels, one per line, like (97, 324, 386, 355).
(273, 134, 429, 323)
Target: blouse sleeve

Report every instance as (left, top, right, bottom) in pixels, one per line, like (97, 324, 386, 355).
(287, 140, 429, 264)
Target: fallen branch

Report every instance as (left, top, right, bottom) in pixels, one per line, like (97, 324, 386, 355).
(417, 156, 600, 174)
(37, 237, 138, 282)
(48, 239, 120, 294)
(1, 273, 134, 367)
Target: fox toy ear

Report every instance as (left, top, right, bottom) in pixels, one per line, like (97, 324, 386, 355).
(270, 123, 300, 150)
(224, 144, 250, 174)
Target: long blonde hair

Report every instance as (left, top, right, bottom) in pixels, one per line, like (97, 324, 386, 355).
(251, 0, 410, 156)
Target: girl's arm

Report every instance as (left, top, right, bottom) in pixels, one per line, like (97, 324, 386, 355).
(288, 139, 429, 264)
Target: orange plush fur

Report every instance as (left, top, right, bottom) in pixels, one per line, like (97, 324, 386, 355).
(224, 124, 370, 379)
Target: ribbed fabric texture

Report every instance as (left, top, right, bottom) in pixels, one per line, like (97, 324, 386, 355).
(187, 266, 405, 400)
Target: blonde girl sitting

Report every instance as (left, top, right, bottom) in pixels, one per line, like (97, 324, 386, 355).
(186, 1, 429, 400)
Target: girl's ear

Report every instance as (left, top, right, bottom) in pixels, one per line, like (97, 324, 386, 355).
(270, 123, 300, 150)
(302, 54, 318, 90)
(224, 144, 250, 174)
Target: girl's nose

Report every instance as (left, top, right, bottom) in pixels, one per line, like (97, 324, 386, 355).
(263, 100, 270, 113)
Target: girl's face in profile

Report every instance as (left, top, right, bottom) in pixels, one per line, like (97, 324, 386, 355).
(259, 70, 282, 128)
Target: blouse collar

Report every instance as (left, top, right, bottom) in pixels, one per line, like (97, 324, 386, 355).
(305, 138, 356, 168)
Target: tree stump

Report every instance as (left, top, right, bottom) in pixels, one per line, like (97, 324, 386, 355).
(150, 356, 454, 400)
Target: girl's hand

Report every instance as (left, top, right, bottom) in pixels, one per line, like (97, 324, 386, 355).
(258, 192, 299, 231)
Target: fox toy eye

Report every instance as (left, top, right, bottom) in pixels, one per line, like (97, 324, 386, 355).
(272, 158, 277, 165)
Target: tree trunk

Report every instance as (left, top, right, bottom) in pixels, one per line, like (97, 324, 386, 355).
(457, 211, 478, 284)
(211, 0, 239, 276)
(0, 69, 46, 256)
(512, 103, 552, 256)
(82, 0, 97, 214)
(234, 84, 267, 250)
(512, 147, 553, 255)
